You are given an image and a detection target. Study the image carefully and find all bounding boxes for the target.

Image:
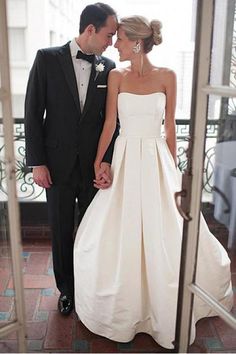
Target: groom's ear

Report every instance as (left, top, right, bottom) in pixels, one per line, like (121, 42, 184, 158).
(86, 24, 96, 35)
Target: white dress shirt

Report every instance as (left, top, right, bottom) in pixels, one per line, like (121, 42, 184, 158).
(70, 38, 92, 112)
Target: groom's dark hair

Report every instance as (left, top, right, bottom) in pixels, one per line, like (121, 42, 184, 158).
(79, 3, 117, 34)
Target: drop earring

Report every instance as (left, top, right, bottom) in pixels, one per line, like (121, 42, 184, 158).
(133, 42, 141, 54)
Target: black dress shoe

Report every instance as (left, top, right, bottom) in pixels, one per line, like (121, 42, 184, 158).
(58, 294, 74, 316)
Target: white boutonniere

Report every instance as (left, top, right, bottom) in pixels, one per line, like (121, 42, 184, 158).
(94, 62, 105, 80)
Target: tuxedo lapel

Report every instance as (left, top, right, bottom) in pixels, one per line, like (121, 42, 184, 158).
(81, 59, 97, 119)
(82, 56, 106, 119)
(58, 43, 81, 115)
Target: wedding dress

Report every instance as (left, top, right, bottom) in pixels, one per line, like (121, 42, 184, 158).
(74, 92, 233, 349)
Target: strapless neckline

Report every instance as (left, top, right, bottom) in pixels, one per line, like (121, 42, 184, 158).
(118, 92, 165, 97)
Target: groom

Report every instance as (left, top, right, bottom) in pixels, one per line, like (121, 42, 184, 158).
(24, 3, 118, 315)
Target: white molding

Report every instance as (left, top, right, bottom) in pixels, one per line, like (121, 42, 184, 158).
(0, 0, 26, 351)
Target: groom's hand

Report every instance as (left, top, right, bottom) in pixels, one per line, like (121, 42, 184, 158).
(33, 165, 52, 189)
(94, 162, 112, 189)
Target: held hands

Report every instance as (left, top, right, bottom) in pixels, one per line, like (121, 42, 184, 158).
(33, 165, 52, 189)
(94, 162, 112, 189)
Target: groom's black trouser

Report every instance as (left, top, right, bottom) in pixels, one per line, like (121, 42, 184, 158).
(46, 158, 97, 299)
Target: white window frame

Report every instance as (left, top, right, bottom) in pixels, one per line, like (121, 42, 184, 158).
(0, 0, 26, 351)
(175, 1, 236, 352)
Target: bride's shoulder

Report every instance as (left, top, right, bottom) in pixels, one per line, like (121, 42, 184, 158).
(154, 67, 176, 79)
(110, 67, 130, 76)
(107, 68, 124, 88)
(108, 67, 130, 84)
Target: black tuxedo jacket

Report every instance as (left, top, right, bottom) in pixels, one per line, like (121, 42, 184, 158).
(24, 42, 119, 184)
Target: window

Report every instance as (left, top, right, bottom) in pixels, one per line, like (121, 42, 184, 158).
(12, 94, 24, 118)
(50, 30, 57, 46)
(8, 28, 26, 62)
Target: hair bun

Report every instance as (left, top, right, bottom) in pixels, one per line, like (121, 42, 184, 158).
(150, 20, 162, 45)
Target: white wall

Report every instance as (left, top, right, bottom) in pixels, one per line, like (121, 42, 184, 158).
(77, 0, 194, 119)
(6, 0, 81, 118)
(6, 0, 196, 120)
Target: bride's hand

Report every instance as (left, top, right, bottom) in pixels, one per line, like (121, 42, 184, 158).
(94, 162, 112, 189)
(94, 162, 101, 180)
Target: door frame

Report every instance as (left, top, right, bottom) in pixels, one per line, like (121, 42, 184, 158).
(0, 0, 26, 351)
(175, 1, 236, 352)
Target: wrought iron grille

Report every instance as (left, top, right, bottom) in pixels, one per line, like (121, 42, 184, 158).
(0, 118, 219, 202)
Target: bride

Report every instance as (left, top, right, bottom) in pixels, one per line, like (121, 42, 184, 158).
(73, 15, 233, 349)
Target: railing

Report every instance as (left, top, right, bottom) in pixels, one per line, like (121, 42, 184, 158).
(0, 118, 219, 202)
(175, 119, 219, 202)
(0, 119, 45, 201)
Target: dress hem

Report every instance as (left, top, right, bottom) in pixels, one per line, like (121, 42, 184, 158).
(76, 305, 176, 350)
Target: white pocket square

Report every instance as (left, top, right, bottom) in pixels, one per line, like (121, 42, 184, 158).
(97, 85, 107, 88)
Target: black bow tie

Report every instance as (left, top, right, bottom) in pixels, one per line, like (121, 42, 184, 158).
(76, 50, 95, 63)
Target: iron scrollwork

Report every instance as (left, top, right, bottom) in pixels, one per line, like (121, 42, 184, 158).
(0, 118, 219, 202)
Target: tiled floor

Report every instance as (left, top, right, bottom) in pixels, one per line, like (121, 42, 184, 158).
(0, 215, 236, 353)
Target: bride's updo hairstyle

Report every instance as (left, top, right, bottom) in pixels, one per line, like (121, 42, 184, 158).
(119, 15, 162, 53)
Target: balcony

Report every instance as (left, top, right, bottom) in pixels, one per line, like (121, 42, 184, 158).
(0, 118, 235, 352)
(0, 118, 220, 204)
(0, 222, 235, 352)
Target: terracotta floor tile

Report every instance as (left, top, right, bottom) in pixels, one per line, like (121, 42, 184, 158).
(0, 268, 11, 294)
(7, 274, 53, 289)
(39, 294, 58, 311)
(48, 256, 53, 268)
(44, 311, 74, 350)
(217, 335, 236, 349)
(73, 338, 90, 352)
(212, 316, 236, 349)
(229, 250, 236, 273)
(90, 338, 119, 353)
(204, 337, 224, 351)
(188, 337, 207, 353)
(0, 296, 13, 312)
(0, 340, 18, 352)
(22, 245, 52, 253)
(196, 317, 215, 337)
(24, 274, 55, 289)
(231, 273, 236, 287)
(22, 238, 52, 247)
(0, 258, 11, 269)
(1, 230, 236, 353)
(27, 339, 44, 351)
(4, 329, 17, 340)
(117, 341, 134, 351)
(26, 321, 47, 340)
(24, 252, 51, 274)
(132, 333, 167, 352)
(76, 320, 99, 341)
(22, 239, 52, 253)
(0, 245, 10, 257)
(24, 289, 41, 321)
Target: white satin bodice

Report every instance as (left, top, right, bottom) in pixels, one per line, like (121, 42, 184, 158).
(118, 92, 166, 138)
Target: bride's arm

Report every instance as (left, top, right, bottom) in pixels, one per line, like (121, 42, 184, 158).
(164, 69, 177, 166)
(94, 69, 120, 174)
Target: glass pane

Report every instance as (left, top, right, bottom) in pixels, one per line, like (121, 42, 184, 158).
(11, 94, 24, 118)
(205, 95, 236, 251)
(209, 0, 236, 88)
(13, 128, 46, 202)
(193, 93, 236, 330)
(0, 53, 17, 337)
(8, 28, 26, 62)
(0, 202, 16, 329)
(194, 0, 236, 343)
(0, 99, 17, 328)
